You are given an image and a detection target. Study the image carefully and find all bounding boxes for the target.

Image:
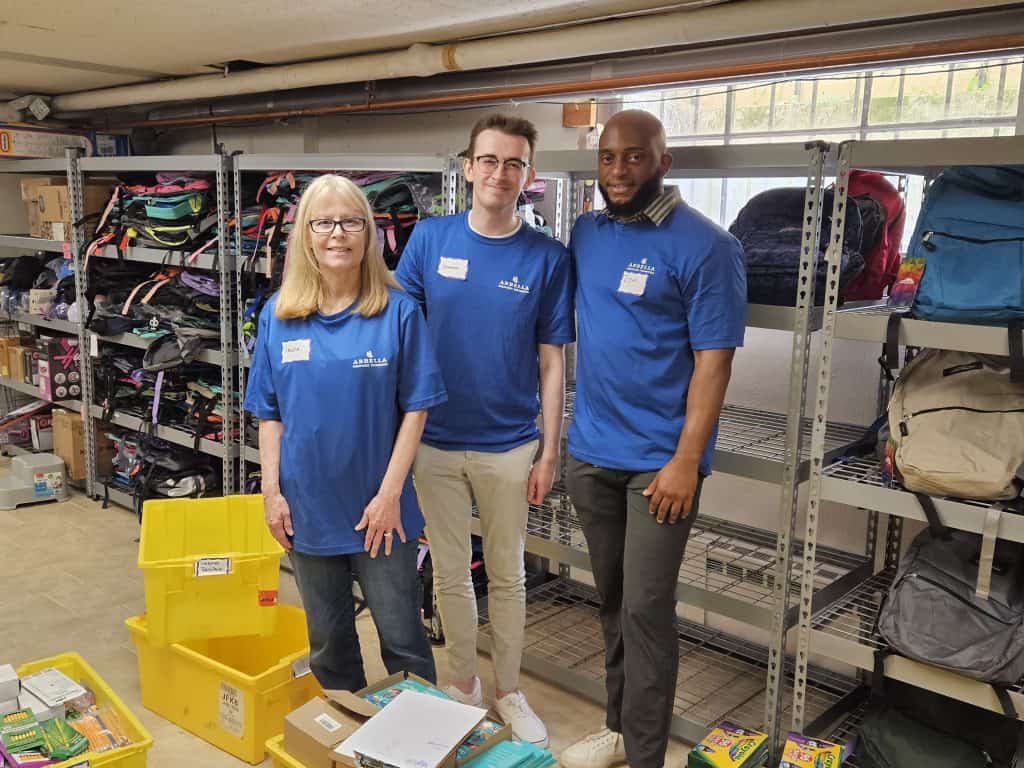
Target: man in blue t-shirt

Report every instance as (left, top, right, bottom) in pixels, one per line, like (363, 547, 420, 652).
(560, 111, 746, 768)
(395, 114, 575, 748)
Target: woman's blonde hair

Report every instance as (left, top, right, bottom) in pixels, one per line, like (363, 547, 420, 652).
(275, 174, 398, 319)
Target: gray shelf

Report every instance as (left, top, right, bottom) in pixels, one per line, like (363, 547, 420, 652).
(841, 135, 1024, 175)
(244, 446, 260, 464)
(5, 312, 78, 335)
(535, 142, 824, 179)
(95, 244, 220, 271)
(836, 305, 1016, 356)
(103, 485, 136, 512)
(0, 159, 67, 174)
(89, 404, 228, 458)
(747, 304, 823, 333)
(0, 235, 66, 253)
(477, 578, 858, 745)
(821, 455, 1024, 543)
(810, 569, 1024, 720)
(472, 490, 870, 631)
(235, 154, 446, 173)
(79, 155, 222, 173)
(94, 331, 224, 365)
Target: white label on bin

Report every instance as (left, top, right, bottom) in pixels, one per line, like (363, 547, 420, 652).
(67, 761, 90, 768)
(89, 332, 99, 357)
(195, 557, 231, 577)
(291, 655, 311, 679)
(219, 681, 244, 738)
(315, 713, 342, 733)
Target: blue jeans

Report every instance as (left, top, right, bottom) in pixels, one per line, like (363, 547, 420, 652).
(290, 538, 437, 690)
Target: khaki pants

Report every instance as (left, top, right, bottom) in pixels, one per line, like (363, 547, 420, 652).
(413, 439, 538, 693)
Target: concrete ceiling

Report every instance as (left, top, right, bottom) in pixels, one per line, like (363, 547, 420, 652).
(0, 0, 704, 96)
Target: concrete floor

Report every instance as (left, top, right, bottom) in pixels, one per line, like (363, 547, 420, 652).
(0, 465, 693, 767)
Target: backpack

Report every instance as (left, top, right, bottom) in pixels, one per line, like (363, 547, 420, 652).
(887, 348, 1024, 500)
(843, 171, 906, 301)
(728, 187, 867, 306)
(877, 493, 1024, 687)
(909, 165, 1024, 323)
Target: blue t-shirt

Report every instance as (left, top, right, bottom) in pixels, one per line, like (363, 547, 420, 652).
(394, 213, 575, 452)
(568, 204, 747, 474)
(243, 289, 447, 556)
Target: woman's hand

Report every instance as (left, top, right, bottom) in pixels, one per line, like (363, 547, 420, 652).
(355, 488, 406, 558)
(264, 491, 294, 551)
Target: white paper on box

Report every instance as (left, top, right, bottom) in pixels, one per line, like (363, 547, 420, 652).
(0, 664, 19, 702)
(21, 667, 86, 707)
(336, 690, 486, 768)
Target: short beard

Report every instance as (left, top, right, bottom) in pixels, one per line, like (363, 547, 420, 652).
(599, 173, 665, 218)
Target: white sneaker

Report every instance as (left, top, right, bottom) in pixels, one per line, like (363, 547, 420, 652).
(495, 690, 549, 748)
(559, 728, 627, 768)
(441, 677, 483, 707)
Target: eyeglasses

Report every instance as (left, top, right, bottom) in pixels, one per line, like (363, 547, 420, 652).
(473, 155, 530, 174)
(309, 217, 367, 235)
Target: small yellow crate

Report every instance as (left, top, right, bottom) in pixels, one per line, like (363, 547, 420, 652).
(137, 494, 284, 646)
(16, 652, 153, 768)
(266, 735, 305, 768)
(125, 605, 320, 764)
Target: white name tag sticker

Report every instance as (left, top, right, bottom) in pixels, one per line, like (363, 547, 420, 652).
(195, 557, 231, 577)
(438, 257, 469, 280)
(618, 271, 649, 296)
(282, 338, 311, 363)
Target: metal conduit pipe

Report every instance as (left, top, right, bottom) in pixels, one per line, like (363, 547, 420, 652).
(46, 0, 1024, 113)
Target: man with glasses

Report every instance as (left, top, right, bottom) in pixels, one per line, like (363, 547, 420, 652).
(396, 114, 574, 747)
(560, 110, 746, 768)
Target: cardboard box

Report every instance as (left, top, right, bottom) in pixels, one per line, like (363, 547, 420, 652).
(30, 414, 53, 452)
(8, 345, 26, 384)
(0, 336, 20, 378)
(284, 673, 510, 768)
(36, 183, 110, 241)
(27, 290, 56, 317)
(52, 410, 115, 481)
(19, 177, 60, 239)
(37, 337, 81, 402)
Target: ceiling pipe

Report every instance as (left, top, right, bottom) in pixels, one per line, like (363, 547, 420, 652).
(110, 32, 1024, 130)
(47, 0, 1024, 113)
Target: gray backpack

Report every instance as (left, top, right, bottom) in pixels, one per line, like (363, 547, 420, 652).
(878, 494, 1024, 688)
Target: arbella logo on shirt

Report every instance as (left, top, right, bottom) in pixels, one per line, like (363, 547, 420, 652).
(627, 257, 656, 275)
(352, 350, 390, 369)
(498, 275, 531, 295)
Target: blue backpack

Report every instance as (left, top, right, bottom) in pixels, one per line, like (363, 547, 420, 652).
(910, 165, 1024, 323)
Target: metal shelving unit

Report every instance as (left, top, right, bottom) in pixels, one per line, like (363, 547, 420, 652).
(476, 578, 859, 745)
(478, 141, 868, 757)
(0, 235, 66, 253)
(232, 153, 453, 479)
(792, 135, 1024, 736)
(5, 312, 79, 336)
(71, 154, 239, 500)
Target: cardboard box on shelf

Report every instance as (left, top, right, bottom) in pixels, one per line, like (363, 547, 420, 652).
(8, 345, 27, 384)
(37, 337, 81, 402)
(36, 183, 110, 242)
(27, 290, 56, 317)
(0, 336, 21, 378)
(20, 176, 61, 239)
(283, 672, 510, 768)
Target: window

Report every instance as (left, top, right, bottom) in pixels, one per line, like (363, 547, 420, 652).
(622, 55, 1023, 237)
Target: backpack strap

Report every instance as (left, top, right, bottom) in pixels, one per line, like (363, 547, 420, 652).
(913, 492, 952, 540)
(976, 503, 1002, 600)
(1009, 320, 1024, 384)
(880, 312, 904, 381)
(993, 685, 1019, 719)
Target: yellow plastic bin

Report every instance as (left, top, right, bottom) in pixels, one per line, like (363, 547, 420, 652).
(16, 652, 153, 768)
(137, 494, 284, 646)
(125, 605, 320, 764)
(266, 735, 305, 768)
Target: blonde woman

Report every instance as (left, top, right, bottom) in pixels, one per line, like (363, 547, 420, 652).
(245, 174, 446, 690)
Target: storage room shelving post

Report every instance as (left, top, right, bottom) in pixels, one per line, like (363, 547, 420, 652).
(71, 154, 239, 506)
(232, 153, 454, 482)
(791, 135, 1024, 751)
(461, 142, 872, 757)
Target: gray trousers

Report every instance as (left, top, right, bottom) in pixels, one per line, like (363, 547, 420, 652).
(566, 455, 703, 768)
